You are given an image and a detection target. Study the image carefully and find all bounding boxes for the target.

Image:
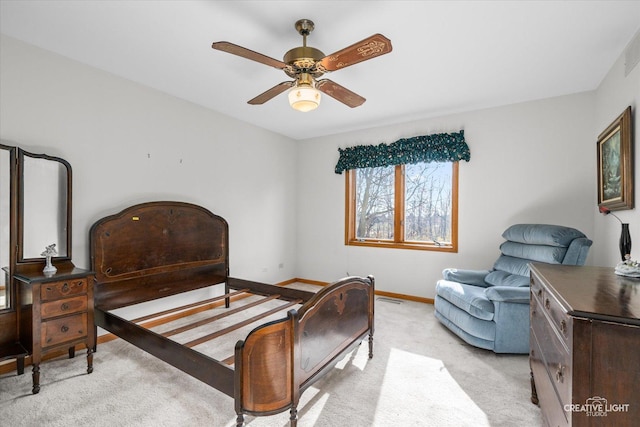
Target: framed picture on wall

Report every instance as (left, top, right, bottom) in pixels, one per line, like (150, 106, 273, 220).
(597, 106, 633, 210)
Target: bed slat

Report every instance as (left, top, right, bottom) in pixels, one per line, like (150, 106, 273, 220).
(184, 299, 301, 348)
(162, 294, 282, 338)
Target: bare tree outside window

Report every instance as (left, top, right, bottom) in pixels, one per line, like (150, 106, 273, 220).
(347, 161, 456, 251)
(405, 162, 452, 243)
(355, 166, 395, 239)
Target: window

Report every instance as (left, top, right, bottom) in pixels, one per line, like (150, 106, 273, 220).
(345, 161, 458, 251)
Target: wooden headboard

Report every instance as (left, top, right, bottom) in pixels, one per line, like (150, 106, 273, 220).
(90, 201, 229, 311)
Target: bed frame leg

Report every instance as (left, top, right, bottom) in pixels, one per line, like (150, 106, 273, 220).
(368, 334, 374, 359)
(235, 413, 244, 427)
(289, 407, 298, 426)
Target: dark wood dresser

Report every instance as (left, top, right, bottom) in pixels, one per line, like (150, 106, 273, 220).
(15, 267, 95, 393)
(529, 263, 640, 427)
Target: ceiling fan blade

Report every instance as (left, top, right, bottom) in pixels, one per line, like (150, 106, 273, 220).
(212, 41, 287, 70)
(248, 81, 294, 105)
(316, 79, 366, 108)
(318, 34, 392, 72)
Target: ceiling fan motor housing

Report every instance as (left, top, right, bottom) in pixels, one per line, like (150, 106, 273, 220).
(283, 46, 325, 77)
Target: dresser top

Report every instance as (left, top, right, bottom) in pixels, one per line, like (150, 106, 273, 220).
(530, 263, 640, 326)
(13, 267, 93, 284)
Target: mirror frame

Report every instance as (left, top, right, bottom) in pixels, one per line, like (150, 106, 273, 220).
(0, 144, 17, 313)
(0, 142, 73, 345)
(17, 149, 72, 264)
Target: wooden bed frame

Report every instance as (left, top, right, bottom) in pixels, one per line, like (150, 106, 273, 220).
(89, 201, 374, 426)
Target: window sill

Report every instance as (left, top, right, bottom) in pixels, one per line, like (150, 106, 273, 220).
(346, 240, 457, 252)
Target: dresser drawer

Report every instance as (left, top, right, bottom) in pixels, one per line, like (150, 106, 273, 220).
(40, 278, 87, 301)
(531, 276, 572, 347)
(531, 296, 572, 414)
(40, 295, 87, 319)
(530, 274, 543, 300)
(541, 290, 572, 347)
(41, 313, 88, 348)
(531, 326, 569, 427)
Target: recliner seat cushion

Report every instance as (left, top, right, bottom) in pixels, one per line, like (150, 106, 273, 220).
(434, 297, 496, 342)
(435, 280, 494, 321)
(484, 270, 530, 287)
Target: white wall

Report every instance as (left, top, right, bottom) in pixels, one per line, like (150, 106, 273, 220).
(0, 35, 298, 285)
(296, 93, 596, 299)
(3, 31, 635, 303)
(592, 33, 640, 267)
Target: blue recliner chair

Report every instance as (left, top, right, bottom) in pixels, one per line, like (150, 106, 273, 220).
(434, 224, 592, 353)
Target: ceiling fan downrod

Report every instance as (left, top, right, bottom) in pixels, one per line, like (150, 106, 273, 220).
(295, 19, 314, 47)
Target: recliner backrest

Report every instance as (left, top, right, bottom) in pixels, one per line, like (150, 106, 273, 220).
(484, 224, 592, 287)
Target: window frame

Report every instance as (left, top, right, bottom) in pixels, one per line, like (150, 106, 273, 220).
(344, 162, 458, 252)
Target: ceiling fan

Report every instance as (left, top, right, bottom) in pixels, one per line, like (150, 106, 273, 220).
(211, 19, 392, 112)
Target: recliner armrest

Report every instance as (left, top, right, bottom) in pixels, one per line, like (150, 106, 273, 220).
(562, 237, 593, 265)
(442, 268, 491, 287)
(484, 286, 530, 303)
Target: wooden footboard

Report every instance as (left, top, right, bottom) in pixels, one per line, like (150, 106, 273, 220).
(234, 275, 375, 426)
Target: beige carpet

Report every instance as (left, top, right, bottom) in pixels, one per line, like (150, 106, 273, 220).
(0, 291, 541, 426)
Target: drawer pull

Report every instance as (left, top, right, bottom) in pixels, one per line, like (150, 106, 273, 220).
(555, 364, 564, 383)
(61, 325, 69, 333)
(61, 303, 70, 311)
(545, 298, 550, 310)
(62, 283, 69, 293)
(537, 289, 542, 297)
(560, 319, 567, 334)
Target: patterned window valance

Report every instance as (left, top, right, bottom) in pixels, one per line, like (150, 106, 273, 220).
(334, 130, 470, 174)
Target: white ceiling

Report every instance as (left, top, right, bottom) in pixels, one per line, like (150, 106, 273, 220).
(1, 1, 639, 140)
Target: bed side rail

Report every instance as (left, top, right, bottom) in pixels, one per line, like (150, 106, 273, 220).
(94, 308, 235, 397)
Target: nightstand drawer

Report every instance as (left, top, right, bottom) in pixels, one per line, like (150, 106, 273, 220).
(41, 313, 88, 348)
(41, 295, 87, 319)
(41, 279, 87, 301)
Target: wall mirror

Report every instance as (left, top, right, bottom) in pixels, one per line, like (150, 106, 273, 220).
(18, 150, 72, 262)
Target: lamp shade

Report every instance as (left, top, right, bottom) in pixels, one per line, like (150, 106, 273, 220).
(288, 85, 321, 112)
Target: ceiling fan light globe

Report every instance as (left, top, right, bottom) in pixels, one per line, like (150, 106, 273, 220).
(288, 86, 321, 112)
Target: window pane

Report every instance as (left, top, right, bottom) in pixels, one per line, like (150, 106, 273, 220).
(404, 162, 452, 243)
(355, 166, 395, 240)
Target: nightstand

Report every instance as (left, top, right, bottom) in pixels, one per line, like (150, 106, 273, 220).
(15, 267, 95, 394)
